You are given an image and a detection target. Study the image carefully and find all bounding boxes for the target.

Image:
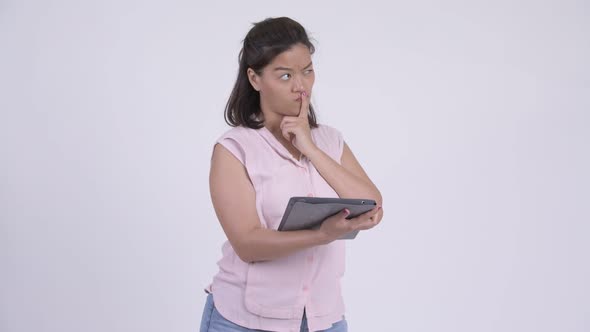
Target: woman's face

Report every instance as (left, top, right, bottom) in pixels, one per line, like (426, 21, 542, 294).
(248, 43, 315, 117)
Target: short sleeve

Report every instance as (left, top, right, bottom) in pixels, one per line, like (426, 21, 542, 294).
(314, 124, 345, 162)
(333, 127, 344, 161)
(215, 136, 246, 165)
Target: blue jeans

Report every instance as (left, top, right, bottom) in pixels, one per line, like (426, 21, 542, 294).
(200, 293, 348, 332)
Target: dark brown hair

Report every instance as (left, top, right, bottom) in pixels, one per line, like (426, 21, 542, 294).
(224, 17, 318, 129)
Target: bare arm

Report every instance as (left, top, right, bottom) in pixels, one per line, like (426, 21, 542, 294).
(210, 143, 365, 263)
(306, 142, 384, 223)
(278, 91, 383, 225)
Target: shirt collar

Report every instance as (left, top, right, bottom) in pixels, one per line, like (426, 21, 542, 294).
(257, 126, 315, 167)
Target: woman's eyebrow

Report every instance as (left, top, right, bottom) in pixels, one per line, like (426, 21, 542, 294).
(273, 61, 313, 71)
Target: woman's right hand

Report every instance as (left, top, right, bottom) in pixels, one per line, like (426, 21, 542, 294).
(318, 205, 382, 244)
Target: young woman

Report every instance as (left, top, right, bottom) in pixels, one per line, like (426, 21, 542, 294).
(200, 17, 383, 332)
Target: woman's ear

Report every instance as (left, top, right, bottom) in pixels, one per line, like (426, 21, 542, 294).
(247, 68, 261, 92)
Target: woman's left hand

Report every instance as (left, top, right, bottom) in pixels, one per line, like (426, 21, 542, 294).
(280, 91, 317, 156)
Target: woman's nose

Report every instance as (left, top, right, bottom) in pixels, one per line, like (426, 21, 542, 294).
(292, 77, 304, 92)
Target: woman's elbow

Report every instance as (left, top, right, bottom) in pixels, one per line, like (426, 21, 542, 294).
(230, 240, 254, 263)
(231, 236, 261, 264)
(236, 252, 255, 264)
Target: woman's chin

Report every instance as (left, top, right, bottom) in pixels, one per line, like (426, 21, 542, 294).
(278, 109, 300, 117)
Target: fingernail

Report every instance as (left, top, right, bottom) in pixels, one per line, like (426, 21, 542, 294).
(343, 208, 350, 214)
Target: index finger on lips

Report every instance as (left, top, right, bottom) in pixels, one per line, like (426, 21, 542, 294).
(298, 91, 310, 119)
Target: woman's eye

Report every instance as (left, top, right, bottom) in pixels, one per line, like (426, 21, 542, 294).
(280, 73, 291, 80)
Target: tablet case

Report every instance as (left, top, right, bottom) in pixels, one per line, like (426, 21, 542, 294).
(277, 197, 377, 239)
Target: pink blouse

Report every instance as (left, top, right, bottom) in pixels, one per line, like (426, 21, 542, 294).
(206, 124, 346, 332)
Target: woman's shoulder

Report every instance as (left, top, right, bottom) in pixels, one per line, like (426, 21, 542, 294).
(214, 126, 261, 165)
(313, 123, 345, 159)
(216, 125, 260, 141)
(313, 123, 344, 141)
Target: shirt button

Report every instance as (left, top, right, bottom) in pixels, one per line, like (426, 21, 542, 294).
(307, 193, 314, 197)
(302, 285, 309, 292)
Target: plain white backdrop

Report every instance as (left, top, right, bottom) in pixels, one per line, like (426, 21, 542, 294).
(1, 0, 589, 331)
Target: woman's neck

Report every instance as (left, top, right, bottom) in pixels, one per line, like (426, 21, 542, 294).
(260, 110, 285, 139)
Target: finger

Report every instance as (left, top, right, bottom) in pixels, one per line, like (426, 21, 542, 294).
(371, 206, 382, 216)
(281, 128, 292, 141)
(280, 118, 298, 128)
(356, 214, 381, 230)
(280, 117, 298, 132)
(342, 208, 351, 218)
(350, 206, 381, 222)
(281, 123, 298, 131)
(357, 219, 379, 230)
(281, 116, 298, 124)
(280, 124, 297, 139)
(361, 205, 381, 218)
(366, 207, 382, 223)
(350, 217, 376, 231)
(298, 91, 310, 119)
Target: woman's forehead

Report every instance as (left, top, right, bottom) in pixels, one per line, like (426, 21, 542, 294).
(267, 44, 312, 70)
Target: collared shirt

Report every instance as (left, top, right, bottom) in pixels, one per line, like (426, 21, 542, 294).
(206, 124, 346, 332)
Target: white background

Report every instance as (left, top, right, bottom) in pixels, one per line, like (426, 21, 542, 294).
(1, 0, 589, 331)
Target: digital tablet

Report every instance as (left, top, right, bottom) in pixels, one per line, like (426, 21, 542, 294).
(277, 197, 377, 240)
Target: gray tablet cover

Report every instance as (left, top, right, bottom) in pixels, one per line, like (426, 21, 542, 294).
(277, 197, 377, 240)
